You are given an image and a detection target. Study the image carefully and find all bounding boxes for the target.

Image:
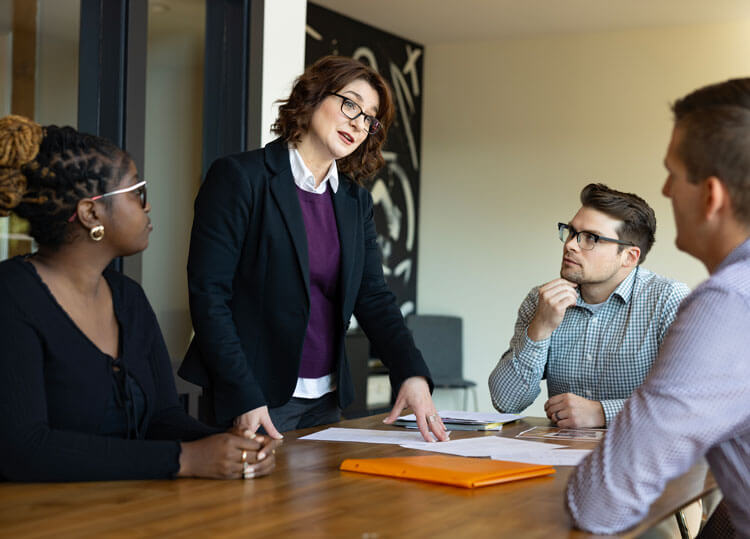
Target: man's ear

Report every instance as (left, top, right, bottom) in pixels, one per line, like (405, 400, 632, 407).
(704, 176, 730, 221)
(622, 245, 641, 268)
(75, 199, 102, 230)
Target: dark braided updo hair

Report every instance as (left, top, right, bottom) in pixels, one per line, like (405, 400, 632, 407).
(0, 115, 130, 248)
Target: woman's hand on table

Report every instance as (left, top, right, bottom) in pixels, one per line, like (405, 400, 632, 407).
(382, 376, 450, 442)
(178, 431, 281, 479)
(234, 405, 284, 440)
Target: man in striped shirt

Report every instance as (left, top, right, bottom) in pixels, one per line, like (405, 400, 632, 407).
(489, 183, 688, 428)
(567, 78, 750, 535)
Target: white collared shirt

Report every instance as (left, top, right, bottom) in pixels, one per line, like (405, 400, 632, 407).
(288, 147, 339, 194)
(288, 147, 338, 400)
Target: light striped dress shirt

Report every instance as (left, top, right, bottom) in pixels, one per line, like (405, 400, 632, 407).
(566, 239, 750, 535)
(489, 267, 689, 425)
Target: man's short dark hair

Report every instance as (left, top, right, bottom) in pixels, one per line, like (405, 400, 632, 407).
(671, 78, 750, 226)
(580, 183, 657, 264)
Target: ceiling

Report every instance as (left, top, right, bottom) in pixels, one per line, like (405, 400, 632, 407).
(9, 1, 750, 47)
(311, 0, 750, 45)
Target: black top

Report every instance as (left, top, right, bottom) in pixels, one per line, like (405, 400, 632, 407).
(0, 257, 218, 482)
(179, 138, 433, 426)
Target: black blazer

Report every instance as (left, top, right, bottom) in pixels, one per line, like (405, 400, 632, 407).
(179, 138, 432, 426)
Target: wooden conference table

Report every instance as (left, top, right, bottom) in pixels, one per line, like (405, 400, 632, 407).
(0, 416, 714, 538)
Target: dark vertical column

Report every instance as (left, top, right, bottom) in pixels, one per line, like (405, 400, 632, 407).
(77, 0, 147, 278)
(78, 0, 126, 146)
(246, 0, 264, 152)
(202, 0, 263, 178)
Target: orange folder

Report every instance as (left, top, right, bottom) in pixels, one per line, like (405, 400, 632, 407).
(340, 455, 555, 488)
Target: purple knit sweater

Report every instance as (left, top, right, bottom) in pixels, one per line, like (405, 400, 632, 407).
(296, 186, 341, 378)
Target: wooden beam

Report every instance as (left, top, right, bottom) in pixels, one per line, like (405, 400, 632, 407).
(11, 0, 36, 118)
(8, 0, 37, 258)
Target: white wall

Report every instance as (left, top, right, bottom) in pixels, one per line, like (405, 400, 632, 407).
(260, 0, 306, 145)
(419, 21, 750, 415)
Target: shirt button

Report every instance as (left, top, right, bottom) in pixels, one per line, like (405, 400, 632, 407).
(585, 354, 593, 361)
(585, 390, 592, 397)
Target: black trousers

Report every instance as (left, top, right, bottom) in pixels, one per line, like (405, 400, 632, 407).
(268, 392, 341, 433)
(198, 389, 340, 433)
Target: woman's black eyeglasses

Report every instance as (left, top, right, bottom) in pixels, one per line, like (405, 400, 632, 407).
(330, 92, 381, 135)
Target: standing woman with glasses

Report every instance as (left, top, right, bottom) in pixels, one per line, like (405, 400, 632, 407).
(0, 116, 278, 481)
(180, 56, 448, 442)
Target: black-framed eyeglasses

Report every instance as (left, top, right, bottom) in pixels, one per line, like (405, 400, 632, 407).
(330, 92, 381, 135)
(68, 180, 148, 222)
(557, 222, 635, 251)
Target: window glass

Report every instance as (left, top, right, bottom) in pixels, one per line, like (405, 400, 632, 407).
(0, 0, 80, 261)
(143, 0, 205, 357)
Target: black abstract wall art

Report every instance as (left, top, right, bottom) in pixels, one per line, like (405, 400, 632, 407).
(306, 3, 424, 323)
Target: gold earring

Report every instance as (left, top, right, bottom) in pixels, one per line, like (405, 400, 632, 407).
(89, 225, 104, 241)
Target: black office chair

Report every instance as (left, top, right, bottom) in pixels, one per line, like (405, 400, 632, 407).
(406, 314, 478, 411)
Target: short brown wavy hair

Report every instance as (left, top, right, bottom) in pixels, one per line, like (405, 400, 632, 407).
(272, 55, 394, 184)
(580, 183, 657, 264)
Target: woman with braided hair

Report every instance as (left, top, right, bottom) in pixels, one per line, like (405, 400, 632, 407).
(0, 116, 279, 481)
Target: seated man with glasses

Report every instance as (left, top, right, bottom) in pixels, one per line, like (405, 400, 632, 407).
(489, 183, 689, 428)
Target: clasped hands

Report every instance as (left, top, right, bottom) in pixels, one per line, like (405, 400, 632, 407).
(178, 412, 282, 480)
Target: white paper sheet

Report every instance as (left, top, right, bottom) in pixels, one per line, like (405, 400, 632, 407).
(398, 411, 524, 424)
(299, 427, 440, 444)
(400, 435, 565, 457)
(491, 449, 592, 466)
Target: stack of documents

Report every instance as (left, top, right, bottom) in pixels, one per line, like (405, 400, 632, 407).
(301, 427, 592, 467)
(401, 435, 592, 466)
(300, 428, 440, 444)
(394, 410, 524, 431)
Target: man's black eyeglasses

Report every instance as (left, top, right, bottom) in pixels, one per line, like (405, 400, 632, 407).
(557, 222, 635, 251)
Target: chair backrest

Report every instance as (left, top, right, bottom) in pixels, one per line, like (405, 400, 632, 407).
(406, 314, 463, 382)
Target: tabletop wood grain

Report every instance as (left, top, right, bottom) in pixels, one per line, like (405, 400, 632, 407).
(0, 415, 714, 538)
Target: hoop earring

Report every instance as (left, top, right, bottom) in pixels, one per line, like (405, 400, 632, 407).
(89, 225, 104, 242)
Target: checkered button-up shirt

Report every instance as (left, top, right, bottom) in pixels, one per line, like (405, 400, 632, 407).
(488, 267, 689, 425)
(566, 239, 750, 534)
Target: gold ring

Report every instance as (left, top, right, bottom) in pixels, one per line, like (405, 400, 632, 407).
(241, 450, 248, 462)
(427, 414, 438, 423)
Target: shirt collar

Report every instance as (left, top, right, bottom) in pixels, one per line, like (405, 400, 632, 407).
(714, 237, 750, 273)
(575, 266, 639, 309)
(288, 147, 339, 194)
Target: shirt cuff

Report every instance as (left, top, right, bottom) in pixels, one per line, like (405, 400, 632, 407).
(515, 329, 551, 367)
(600, 399, 625, 426)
